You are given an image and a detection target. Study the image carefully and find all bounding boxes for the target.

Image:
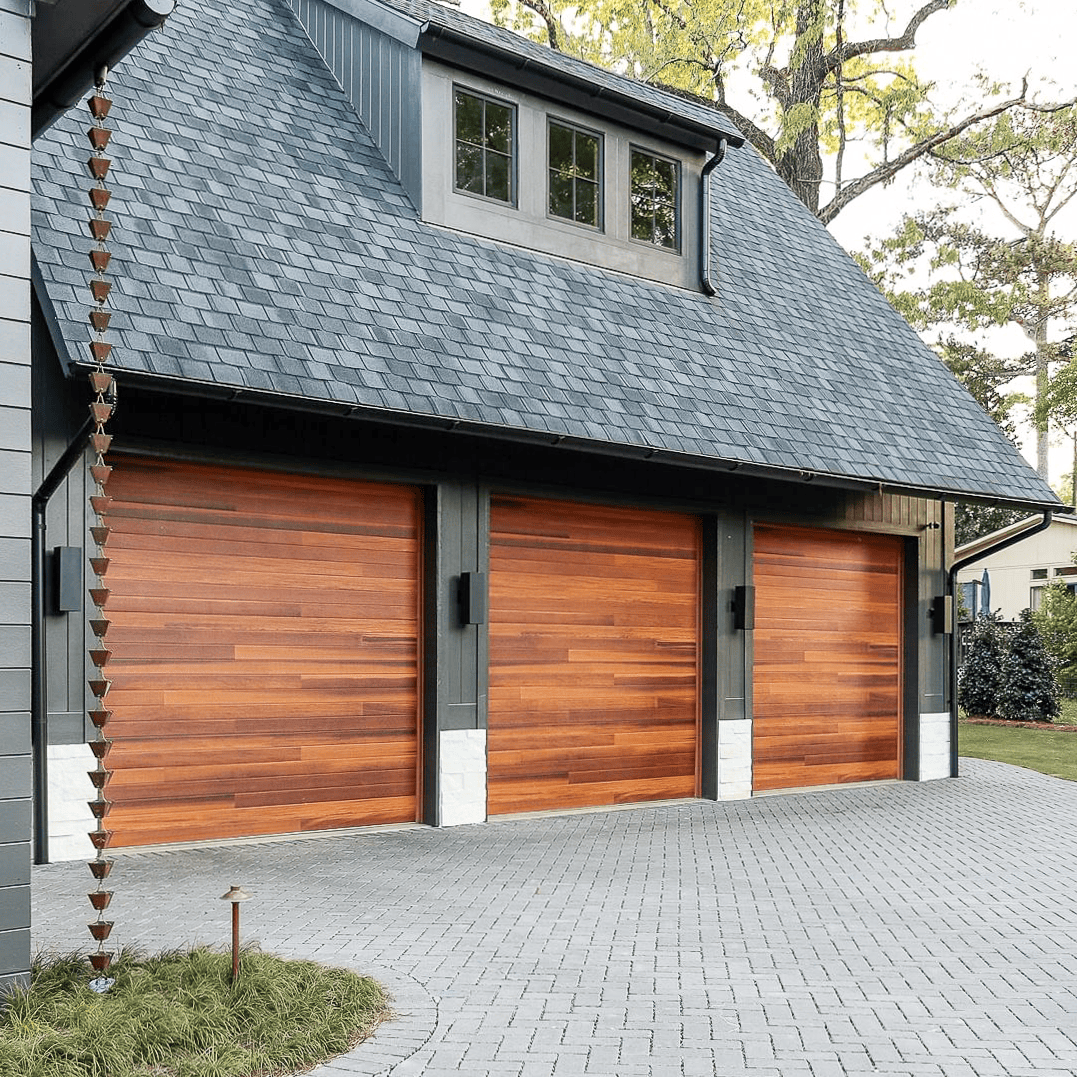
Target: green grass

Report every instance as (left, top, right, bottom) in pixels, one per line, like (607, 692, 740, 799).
(0, 947, 390, 1077)
(959, 720, 1077, 781)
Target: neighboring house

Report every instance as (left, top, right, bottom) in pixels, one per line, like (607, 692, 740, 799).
(956, 515, 1077, 621)
(1, 0, 172, 992)
(24, 0, 1060, 861)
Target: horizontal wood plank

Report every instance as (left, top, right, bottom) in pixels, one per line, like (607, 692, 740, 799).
(102, 457, 421, 845)
(752, 524, 902, 791)
(488, 496, 700, 815)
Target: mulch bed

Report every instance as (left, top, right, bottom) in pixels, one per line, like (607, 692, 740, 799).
(962, 717, 1077, 732)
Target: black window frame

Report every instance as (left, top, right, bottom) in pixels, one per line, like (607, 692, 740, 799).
(629, 146, 681, 252)
(453, 86, 517, 206)
(547, 117, 603, 230)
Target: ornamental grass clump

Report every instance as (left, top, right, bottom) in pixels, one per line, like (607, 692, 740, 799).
(0, 947, 389, 1077)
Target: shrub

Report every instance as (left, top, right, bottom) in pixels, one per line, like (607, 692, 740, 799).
(959, 612, 1006, 717)
(997, 609, 1060, 722)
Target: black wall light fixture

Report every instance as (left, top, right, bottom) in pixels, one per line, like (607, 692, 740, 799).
(459, 571, 487, 625)
(733, 585, 754, 631)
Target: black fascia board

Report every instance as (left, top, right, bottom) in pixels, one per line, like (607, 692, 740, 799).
(70, 363, 1062, 512)
(419, 26, 745, 154)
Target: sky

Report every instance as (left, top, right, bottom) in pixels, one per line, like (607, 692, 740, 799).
(460, 0, 1077, 485)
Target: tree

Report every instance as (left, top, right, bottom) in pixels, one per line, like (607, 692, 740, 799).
(490, 0, 1070, 222)
(861, 105, 1077, 478)
(958, 612, 1006, 717)
(997, 608, 1060, 721)
(1031, 580, 1077, 698)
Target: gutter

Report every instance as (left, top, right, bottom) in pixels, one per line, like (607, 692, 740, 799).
(946, 508, 1055, 779)
(31, 418, 94, 865)
(83, 364, 1062, 512)
(699, 136, 727, 297)
(32, 0, 176, 138)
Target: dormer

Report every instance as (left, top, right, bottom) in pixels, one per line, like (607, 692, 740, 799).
(284, 0, 744, 291)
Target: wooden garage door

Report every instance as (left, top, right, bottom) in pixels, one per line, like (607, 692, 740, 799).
(752, 524, 902, 791)
(101, 457, 421, 846)
(488, 496, 700, 814)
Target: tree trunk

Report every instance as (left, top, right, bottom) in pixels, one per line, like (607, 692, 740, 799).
(776, 0, 826, 214)
(1035, 271, 1050, 480)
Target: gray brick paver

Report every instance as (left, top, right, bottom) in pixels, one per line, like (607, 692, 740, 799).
(30, 759, 1077, 1076)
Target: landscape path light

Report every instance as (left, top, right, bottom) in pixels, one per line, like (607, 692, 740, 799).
(220, 885, 251, 983)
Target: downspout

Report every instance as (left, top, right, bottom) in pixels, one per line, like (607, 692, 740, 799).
(699, 136, 727, 297)
(31, 417, 93, 865)
(947, 508, 1054, 779)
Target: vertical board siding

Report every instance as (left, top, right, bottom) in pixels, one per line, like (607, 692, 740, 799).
(286, 0, 422, 208)
(0, 0, 33, 993)
(102, 457, 421, 846)
(487, 496, 701, 814)
(753, 524, 902, 791)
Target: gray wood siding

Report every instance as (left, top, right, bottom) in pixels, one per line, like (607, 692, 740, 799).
(286, 0, 423, 210)
(33, 316, 90, 745)
(0, 0, 32, 994)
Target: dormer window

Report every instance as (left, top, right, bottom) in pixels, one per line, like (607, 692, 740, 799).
(630, 147, 679, 250)
(454, 88, 516, 204)
(548, 120, 601, 228)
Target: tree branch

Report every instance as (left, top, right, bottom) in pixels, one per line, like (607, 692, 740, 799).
(820, 85, 1031, 224)
(517, 0, 560, 49)
(825, 0, 950, 72)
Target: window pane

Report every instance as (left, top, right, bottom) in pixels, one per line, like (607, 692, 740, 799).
(486, 151, 511, 202)
(631, 201, 652, 241)
(575, 180, 597, 226)
(455, 91, 483, 146)
(455, 142, 483, 194)
(630, 149, 653, 195)
(549, 172, 573, 219)
(485, 101, 513, 154)
(576, 132, 598, 180)
(654, 201, 677, 248)
(549, 123, 573, 173)
(654, 157, 677, 198)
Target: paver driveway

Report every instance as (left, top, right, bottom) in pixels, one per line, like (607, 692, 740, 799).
(32, 758, 1077, 1077)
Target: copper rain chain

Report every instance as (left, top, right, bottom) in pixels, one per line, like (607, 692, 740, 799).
(85, 70, 117, 992)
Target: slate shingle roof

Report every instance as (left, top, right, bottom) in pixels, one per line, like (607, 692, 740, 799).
(30, 0, 1059, 507)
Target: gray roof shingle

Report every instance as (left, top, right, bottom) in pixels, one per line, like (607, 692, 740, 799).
(30, 0, 1059, 507)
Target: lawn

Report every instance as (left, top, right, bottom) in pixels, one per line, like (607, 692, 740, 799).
(0, 947, 390, 1077)
(959, 718, 1077, 781)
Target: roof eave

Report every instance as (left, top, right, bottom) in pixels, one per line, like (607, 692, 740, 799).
(79, 364, 1061, 512)
(418, 23, 745, 153)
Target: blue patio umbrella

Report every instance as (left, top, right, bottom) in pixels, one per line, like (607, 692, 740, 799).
(981, 569, 991, 615)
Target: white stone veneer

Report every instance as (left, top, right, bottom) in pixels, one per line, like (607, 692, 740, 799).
(919, 711, 951, 781)
(47, 743, 97, 861)
(717, 719, 753, 800)
(438, 728, 487, 826)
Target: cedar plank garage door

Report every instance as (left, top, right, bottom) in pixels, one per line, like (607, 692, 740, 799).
(752, 524, 902, 791)
(101, 457, 421, 846)
(488, 496, 700, 814)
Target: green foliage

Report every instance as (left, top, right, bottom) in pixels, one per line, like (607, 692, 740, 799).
(0, 947, 389, 1077)
(953, 502, 1025, 547)
(1031, 580, 1077, 697)
(958, 612, 1006, 717)
(489, 0, 1052, 220)
(998, 608, 1060, 721)
(861, 105, 1077, 471)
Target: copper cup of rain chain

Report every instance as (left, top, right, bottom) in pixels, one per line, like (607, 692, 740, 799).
(88, 922, 113, 942)
(88, 891, 112, 911)
(89, 952, 113, 972)
(89, 830, 113, 851)
(88, 859, 114, 881)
